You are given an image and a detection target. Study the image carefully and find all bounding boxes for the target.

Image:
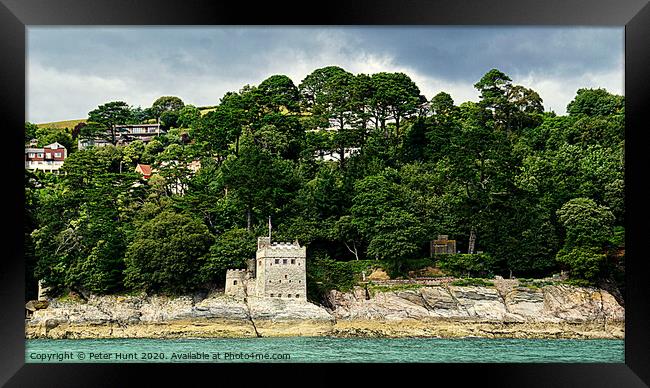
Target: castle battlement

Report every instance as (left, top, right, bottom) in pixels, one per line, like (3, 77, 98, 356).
(270, 241, 301, 248)
(225, 235, 307, 300)
(226, 269, 247, 273)
(224, 269, 248, 299)
(256, 246, 306, 259)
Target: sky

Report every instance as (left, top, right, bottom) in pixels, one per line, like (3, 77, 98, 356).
(26, 26, 624, 124)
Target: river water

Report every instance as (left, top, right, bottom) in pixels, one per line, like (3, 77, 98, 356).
(26, 337, 624, 363)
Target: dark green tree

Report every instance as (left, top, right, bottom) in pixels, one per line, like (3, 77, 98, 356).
(123, 210, 213, 294)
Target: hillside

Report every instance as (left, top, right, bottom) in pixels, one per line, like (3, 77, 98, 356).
(35, 106, 215, 129)
(36, 119, 85, 130)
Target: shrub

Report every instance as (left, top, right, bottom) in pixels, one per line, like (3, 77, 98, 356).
(435, 253, 496, 278)
(555, 247, 606, 281)
(123, 210, 213, 294)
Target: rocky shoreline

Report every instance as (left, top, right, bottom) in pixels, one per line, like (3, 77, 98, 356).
(26, 283, 625, 340)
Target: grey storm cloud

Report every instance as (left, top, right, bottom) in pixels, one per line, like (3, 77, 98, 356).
(27, 26, 623, 123)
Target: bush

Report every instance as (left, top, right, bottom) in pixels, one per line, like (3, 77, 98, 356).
(123, 210, 213, 294)
(607, 226, 625, 248)
(556, 246, 606, 281)
(435, 253, 497, 278)
(306, 253, 385, 302)
(200, 228, 256, 286)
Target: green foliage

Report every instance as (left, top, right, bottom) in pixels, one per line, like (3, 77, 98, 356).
(306, 251, 355, 301)
(25, 122, 39, 142)
(201, 228, 256, 285)
(124, 210, 214, 294)
(368, 283, 426, 293)
(556, 247, 606, 281)
(35, 127, 76, 153)
(27, 67, 625, 299)
(367, 209, 426, 275)
(608, 226, 625, 248)
(159, 110, 180, 130)
(151, 96, 185, 118)
(87, 101, 136, 144)
(567, 88, 624, 117)
(556, 198, 614, 248)
(177, 105, 201, 129)
(435, 254, 497, 278)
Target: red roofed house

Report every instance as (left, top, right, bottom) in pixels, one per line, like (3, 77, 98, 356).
(135, 163, 152, 179)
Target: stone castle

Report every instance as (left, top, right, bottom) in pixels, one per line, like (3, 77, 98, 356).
(225, 236, 307, 300)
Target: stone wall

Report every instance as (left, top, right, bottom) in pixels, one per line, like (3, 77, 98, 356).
(224, 269, 248, 299)
(255, 242, 307, 299)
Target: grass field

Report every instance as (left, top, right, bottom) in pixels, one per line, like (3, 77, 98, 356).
(199, 108, 216, 115)
(38, 106, 216, 128)
(37, 119, 85, 129)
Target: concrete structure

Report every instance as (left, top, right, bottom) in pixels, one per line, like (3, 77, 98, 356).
(430, 235, 457, 255)
(25, 142, 67, 173)
(37, 280, 50, 301)
(224, 236, 307, 300)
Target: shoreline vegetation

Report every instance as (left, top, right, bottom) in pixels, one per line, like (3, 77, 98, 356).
(25, 67, 625, 341)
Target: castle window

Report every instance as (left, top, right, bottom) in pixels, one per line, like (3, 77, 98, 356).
(289, 280, 291, 283)
(269, 280, 272, 283)
(275, 259, 279, 264)
(283, 259, 287, 264)
(284, 275, 287, 279)
(270, 293, 274, 297)
(233, 280, 238, 285)
(299, 280, 301, 283)
(296, 295, 300, 298)
(291, 259, 295, 264)
(279, 280, 281, 283)
(258, 260, 261, 266)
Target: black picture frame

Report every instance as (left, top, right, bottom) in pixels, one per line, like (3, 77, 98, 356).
(1, 0, 648, 386)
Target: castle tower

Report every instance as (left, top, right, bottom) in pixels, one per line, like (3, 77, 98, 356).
(255, 237, 307, 300)
(224, 269, 248, 299)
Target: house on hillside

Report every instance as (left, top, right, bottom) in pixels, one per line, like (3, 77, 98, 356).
(78, 123, 166, 150)
(135, 163, 153, 179)
(25, 142, 67, 173)
(135, 159, 201, 194)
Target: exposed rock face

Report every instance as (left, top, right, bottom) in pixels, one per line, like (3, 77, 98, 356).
(26, 283, 624, 339)
(26, 293, 333, 339)
(327, 284, 625, 324)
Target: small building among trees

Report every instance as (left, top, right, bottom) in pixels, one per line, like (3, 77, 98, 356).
(430, 235, 457, 255)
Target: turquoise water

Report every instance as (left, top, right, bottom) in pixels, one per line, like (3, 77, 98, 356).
(26, 337, 624, 363)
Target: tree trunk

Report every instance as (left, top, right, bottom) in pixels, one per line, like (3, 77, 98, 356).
(246, 208, 251, 231)
(344, 241, 359, 261)
(395, 115, 400, 139)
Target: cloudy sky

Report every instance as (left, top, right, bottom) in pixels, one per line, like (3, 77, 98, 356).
(27, 26, 623, 123)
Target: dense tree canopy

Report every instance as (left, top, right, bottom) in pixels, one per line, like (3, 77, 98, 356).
(26, 67, 625, 300)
